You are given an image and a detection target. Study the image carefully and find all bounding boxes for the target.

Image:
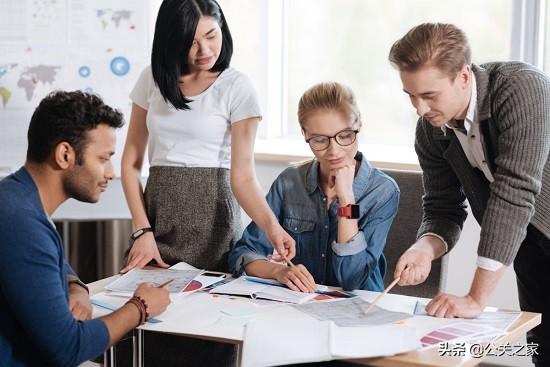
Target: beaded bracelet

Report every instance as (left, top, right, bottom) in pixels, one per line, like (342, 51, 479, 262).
(126, 296, 149, 325)
(135, 295, 150, 320)
(126, 298, 144, 325)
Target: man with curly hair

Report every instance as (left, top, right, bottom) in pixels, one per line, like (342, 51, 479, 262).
(0, 91, 170, 366)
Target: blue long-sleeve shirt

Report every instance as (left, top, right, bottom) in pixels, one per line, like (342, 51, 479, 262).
(0, 168, 109, 367)
(229, 153, 400, 291)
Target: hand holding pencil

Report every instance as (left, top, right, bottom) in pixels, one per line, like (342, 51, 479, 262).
(363, 265, 410, 315)
(274, 255, 317, 293)
(156, 278, 175, 288)
(133, 282, 171, 319)
(363, 276, 401, 315)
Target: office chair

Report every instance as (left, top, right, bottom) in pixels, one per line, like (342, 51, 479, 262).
(382, 169, 448, 299)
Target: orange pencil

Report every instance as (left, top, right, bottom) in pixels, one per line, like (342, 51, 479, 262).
(157, 278, 175, 288)
(363, 276, 400, 315)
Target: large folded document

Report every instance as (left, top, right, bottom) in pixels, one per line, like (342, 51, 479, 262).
(210, 276, 318, 304)
(241, 316, 421, 366)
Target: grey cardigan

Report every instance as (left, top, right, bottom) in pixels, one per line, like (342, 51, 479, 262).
(415, 62, 550, 265)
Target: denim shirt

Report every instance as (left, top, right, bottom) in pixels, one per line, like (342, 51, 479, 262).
(228, 152, 400, 291)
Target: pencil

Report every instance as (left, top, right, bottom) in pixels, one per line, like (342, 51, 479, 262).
(363, 276, 400, 315)
(281, 255, 317, 292)
(157, 278, 175, 288)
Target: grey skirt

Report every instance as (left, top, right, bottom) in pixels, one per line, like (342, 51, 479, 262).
(144, 166, 242, 272)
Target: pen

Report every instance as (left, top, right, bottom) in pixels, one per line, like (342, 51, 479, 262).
(157, 278, 175, 288)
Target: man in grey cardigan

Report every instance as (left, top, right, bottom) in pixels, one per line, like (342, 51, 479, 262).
(389, 23, 550, 366)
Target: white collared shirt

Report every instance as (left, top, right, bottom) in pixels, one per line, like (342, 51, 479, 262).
(430, 74, 503, 271)
(443, 74, 495, 183)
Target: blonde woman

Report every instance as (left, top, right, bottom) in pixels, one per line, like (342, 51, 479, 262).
(229, 82, 400, 292)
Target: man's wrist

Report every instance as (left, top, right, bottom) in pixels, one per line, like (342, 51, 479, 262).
(414, 235, 447, 260)
(468, 266, 507, 307)
(69, 279, 89, 294)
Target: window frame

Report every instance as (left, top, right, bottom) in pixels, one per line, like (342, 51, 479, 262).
(252, 0, 548, 165)
(150, 0, 549, 165)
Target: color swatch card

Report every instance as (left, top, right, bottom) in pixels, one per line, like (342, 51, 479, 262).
(419, 322, 503, 347)
(181, 274, 226, 294)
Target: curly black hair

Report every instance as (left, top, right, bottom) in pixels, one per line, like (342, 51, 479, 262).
(26, 90, 124, 164)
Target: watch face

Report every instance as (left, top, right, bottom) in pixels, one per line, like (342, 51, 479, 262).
(132, 229, 143, 239)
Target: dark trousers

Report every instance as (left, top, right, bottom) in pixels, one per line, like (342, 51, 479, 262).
(514, 224, 550, 367)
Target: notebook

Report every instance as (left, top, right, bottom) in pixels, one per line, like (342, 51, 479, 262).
(210, 276, 318, 304)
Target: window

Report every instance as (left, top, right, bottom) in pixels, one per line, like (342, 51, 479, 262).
(286, 0, 512, 162)
(545, 0, 550, 73)
(150, 0, 546, 165)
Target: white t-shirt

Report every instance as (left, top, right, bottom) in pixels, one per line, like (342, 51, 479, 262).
(130, 65, 262, 169)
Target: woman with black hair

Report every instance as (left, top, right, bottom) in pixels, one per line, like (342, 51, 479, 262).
(121, 0, 295, 275)
(118, 1, 294, 365)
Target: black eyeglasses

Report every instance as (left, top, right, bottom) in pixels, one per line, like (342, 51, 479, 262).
(305, 129, 360, 151)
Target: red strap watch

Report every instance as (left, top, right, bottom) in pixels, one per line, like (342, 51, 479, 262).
(337, 204, 360, 219)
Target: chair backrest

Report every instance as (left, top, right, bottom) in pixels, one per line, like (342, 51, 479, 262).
(381, 169, 447, 298)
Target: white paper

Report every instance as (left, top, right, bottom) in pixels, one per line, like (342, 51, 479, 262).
(353, 289, 421, 314)
(414, 301, 521, 331)
(241, 317, 421, 367)
(210, 276, 266, 297)
(295, 297, 412, 326)
(241, 318, 332, 367)
(169, 261, 199, 270)
(330, 323, 421, 358)
(105, 268, 202, 293)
